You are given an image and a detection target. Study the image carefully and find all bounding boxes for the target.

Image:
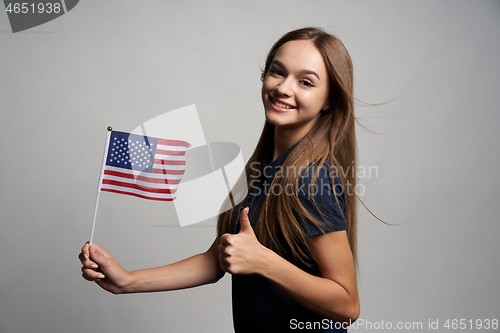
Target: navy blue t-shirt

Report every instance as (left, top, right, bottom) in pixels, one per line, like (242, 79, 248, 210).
(231, 147, 348, 333)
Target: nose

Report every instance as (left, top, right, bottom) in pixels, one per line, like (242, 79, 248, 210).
(275, 77, 294, 97)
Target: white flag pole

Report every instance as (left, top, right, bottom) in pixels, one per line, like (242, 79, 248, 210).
(89, 192, 101, 247)
(89, 126, 113, 246)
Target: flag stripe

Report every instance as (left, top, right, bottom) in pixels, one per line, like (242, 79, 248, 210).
(158, 138, 191, 147)
(153, 159, 186, 166)
(156, 144, 189, 151)
(156, 149, 187, 156)
(150, 168, 186, 175)
(104, 167, 184, 179)
(102, 179, 177, 194)
(101, 188, 175, 201)
(153, 159, 186, 170)
(154, 154, 186, 161)
(103, 174, 180, 188)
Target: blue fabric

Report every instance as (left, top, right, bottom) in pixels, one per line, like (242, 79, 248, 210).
(231, 146, 347, 333)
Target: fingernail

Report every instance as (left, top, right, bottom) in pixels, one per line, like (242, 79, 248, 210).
(90, 246, 95, 252)
(83, 254, 89, 260)
(91, 264, 98, 269)
(97, 274, 105, 279)
(95, 279, 101, 282)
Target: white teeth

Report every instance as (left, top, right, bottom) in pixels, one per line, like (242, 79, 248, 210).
(272, 99, 293, 109)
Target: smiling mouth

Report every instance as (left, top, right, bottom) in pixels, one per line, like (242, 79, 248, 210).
(271, 98, 295, 110)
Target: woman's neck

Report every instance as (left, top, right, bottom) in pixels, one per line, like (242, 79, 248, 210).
(272, 124, 310, 162)
(271, 112, 322, 162)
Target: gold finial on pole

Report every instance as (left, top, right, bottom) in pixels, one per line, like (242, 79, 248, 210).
(107, 126, 113, 131)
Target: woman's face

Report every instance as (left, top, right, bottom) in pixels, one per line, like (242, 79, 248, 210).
(262, 39, 330, 133)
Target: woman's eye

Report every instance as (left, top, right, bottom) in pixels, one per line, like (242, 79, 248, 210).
(270, 69, 284, 76)
(300, 80, 314, 87)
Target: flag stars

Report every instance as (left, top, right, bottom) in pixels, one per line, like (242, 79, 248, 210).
(107, 134, 162, 171)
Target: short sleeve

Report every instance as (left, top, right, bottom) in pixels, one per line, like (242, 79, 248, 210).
(297, 164, 346, 237)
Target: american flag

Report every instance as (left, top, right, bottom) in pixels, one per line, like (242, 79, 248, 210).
(98, 131, 190, 201)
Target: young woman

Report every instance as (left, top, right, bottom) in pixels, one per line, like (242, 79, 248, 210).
(80, 27, 360, 332)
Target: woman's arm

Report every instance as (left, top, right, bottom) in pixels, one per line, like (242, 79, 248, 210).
(261, 230, 359, 323)
(80, 238, 225, 295)
(219, 208, 359, 323)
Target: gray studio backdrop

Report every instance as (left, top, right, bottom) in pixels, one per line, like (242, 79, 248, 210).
(1, 1, 499, 332)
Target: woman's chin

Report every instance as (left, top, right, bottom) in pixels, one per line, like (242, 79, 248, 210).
(265, 110, 290, 126)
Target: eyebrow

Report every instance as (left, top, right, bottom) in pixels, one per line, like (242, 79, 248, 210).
(271, 59, 321, 80)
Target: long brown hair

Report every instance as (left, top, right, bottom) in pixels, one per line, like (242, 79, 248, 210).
(217, 27, 358, 268)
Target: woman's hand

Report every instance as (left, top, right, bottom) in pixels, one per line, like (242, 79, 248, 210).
(79, 242, 131, 294)
(218, 207, 270, 275)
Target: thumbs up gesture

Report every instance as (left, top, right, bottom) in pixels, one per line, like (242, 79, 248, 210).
(219, 207, 269, 275)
